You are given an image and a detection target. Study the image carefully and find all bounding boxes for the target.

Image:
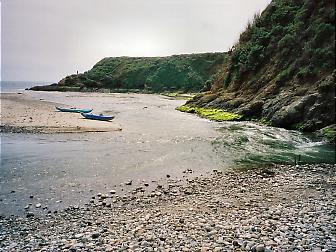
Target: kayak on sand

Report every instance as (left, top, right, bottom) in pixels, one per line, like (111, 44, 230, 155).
(56, 106, 93, 113)
(81, 113, 114, 121)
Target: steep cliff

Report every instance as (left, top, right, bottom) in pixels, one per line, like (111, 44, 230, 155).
(185, 0, 335, 131)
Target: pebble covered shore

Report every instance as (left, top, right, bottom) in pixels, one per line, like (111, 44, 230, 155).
(1, 164, 335, 252)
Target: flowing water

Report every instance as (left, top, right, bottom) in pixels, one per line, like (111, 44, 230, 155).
(0, 86, 334, 215)
(213, 122, 335, 166)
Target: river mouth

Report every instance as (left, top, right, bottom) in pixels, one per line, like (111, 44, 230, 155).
(0, 92, 334, 216)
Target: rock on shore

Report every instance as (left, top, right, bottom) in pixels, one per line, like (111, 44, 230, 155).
(0, 164, 335, 251)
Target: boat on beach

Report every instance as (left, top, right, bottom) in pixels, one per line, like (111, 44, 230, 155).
(81, 113, 114, 121)
(55, 106, 93, 113)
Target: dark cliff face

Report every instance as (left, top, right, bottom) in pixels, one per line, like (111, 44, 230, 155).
(187, 0, 335, 131)
(30, 53, 227, 93)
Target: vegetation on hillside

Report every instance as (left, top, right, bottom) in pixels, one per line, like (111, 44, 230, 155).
(187, 0, 335, 131)
(49, 53, 227, 93)
(221, 0, 335, 90)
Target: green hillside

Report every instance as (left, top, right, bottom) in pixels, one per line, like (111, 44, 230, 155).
(185, 0, 335, 132)
(31, 53, 226, 93)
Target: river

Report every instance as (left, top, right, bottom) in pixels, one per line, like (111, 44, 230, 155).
(0, 89, 334, 215)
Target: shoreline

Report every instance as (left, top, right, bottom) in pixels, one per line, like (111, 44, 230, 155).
(0, 93, 122, 133)
(1, 163, 335, 251)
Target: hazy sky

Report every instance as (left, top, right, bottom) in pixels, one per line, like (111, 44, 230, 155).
(1, 0, 271, 82)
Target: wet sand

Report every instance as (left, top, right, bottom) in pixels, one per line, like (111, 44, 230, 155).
(0, 93, 122, 133)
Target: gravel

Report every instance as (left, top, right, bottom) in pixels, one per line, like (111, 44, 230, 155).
(0, 164, 335, 251)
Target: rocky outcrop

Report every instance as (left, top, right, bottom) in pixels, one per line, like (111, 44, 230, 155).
(260, 72, 335, 130)
(29, 83, 82, 92)
(187, 71, 335, 131)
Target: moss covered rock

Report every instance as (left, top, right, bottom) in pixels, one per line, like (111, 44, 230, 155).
(176, 105, 242, 121)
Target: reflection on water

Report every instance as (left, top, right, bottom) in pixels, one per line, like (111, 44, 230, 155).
(212, 122, 335, 166)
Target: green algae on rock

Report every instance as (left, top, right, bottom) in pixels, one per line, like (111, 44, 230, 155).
(316, 124, 336, 144)
(176, 105, 242, 121)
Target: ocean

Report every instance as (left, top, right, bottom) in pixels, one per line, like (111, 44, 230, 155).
(0, 81, 51, 93)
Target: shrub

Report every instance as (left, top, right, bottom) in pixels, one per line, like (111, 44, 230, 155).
(223, 72, 232, 88)
(271, 4, 296, 26)
(278, 34, 296, 49)
(247, 44, 265, 71)
(296, 67, 313, 79)
(312, 23, 335, 46)
(270, 25, 285, 37)
(276, 65, 295, 86)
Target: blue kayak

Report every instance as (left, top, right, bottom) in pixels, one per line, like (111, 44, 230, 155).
(56, 106, 92, 113)
(81, 113, 114, 121)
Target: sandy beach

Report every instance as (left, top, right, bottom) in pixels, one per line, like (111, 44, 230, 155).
(0, 93, 122, 133)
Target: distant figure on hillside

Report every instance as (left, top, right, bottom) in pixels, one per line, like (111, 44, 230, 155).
(76, 70, 79, 75)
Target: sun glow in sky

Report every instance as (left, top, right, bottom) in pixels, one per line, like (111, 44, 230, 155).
(2, 0, 271, 82)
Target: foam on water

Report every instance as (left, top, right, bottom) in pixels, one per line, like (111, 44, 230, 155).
(213, 121, 334, 165)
